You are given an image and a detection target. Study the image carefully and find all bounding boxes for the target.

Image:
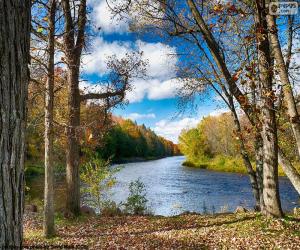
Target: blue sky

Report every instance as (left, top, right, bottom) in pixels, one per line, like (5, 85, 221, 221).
(80, 0, 227, 142)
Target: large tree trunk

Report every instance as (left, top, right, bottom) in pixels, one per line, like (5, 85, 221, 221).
(0, 0, 31, 247)
(62, 0, 86, 216)
(255, 0, 283, 218)
(65, 66, 81, 216)
(43, 0, 56, 237)
(266, 13, 300, 157)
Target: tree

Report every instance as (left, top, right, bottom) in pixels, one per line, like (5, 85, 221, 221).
(266, 8, 300, 157)
(61, 0, 146, 216)
(254, 0, 283, 217)
(0, 0, 31, 247)
(110, 0, 290, 216)
(43, 0, 56, 237)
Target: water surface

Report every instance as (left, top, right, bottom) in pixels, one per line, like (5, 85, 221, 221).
(111, 156, 299, 216)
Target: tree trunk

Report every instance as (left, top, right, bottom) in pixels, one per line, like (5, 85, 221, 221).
(278, 149, 300, 194)
(266, 13, 300, 157)
(62, 0, 86, 216)
(43, 0, 56, 237)
(255, 0, 283, 218)
(255, 135, 265, 209)
(0, 0, 31, 247)
(66, 65, 81, 216)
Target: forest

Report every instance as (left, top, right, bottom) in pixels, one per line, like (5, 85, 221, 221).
(1, 0, 300, 249)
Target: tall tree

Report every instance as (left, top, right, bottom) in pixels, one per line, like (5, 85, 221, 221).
(44, 0, 56, 237)
(111, 0, 290, 215)
(254, 0, 282, 217)
(0, 0, 31, 247)
(61, 0, 146, 215)
(266, 9, 300, 157)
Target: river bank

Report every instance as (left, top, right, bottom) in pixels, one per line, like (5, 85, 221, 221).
(182, 155, 300, 177)
(23, 211, 300, 249)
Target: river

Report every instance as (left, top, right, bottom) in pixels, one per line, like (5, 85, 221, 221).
(110, 156, 299, 216)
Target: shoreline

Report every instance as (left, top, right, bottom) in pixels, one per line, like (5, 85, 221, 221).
(113, 155, 182, 164)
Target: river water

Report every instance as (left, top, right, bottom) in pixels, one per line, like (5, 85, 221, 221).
(110, 156, 300, 216)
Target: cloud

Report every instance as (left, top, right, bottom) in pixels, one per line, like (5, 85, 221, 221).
(88, 0, 129, 34)
(82, 37, 132, 75)
(125, 112, 156, 120)
(209, 108, 229, 117)
(153, 117, 199, 143)
(125, 78, 183, 103)
(137, 40, 178, 80)
(152, 108, 231, 143)
(82, 38, 181, 103)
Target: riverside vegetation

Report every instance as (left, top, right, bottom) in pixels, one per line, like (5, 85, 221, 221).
(179, 112, 300, 176)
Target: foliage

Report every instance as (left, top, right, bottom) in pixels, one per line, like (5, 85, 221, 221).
(98, 117, 180, 161)
(179, 112, 300, 175)
(80, 157, 120, 211)
(123, 179, 149, 215)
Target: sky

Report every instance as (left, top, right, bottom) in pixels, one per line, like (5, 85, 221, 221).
(80, 0, 228, 143)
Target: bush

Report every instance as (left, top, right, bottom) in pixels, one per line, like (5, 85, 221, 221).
(123, 179, 149, 215)
(100, 200, 122, 217)
(80, 157, 120, 212)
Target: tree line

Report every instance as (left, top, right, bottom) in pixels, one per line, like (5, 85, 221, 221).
(179, 112, 299, 171)
(99, 117, 180, 161)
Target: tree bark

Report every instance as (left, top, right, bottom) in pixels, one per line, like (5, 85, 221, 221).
(0, 0, 31, 247)
(65, 66, 81, 216)
(62, 0, 86, 216)
(266, 13, 300, 157)
(278, 149, 300, 194)
(255, 0, 283, 217)
(43, 0, 56, 237)
(255, 135, 265, 209)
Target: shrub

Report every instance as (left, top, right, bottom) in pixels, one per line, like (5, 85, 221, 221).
(80, 157, 120, 212)
(100, 200, 122, 217)
(123, 179, 149, 215)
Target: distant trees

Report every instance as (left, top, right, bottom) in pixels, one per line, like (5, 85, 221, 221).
(0, 0, 31, 247)
(97, 117, 180, 161)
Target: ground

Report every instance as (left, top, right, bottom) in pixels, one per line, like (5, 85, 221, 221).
(24, 212, 300, 249)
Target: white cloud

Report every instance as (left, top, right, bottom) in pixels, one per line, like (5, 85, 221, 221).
(88, 0, 129, 34)
(209, 108, 229, 117)
(125, 112, 156, 120)
(125, 78, 183, 103)
(137, 40, 178, 80)
(82, 37, 132, 75)
(82, 38, 181, 103)
(153, 117, 199, 143)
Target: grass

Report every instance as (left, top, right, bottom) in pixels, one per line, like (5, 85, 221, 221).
(23, 211, 300, 249)
(183, 155, 300, 176)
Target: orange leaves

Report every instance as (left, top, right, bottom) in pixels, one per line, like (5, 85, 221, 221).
(213, 4, 223, 13)
(232, 69, 243, 82)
